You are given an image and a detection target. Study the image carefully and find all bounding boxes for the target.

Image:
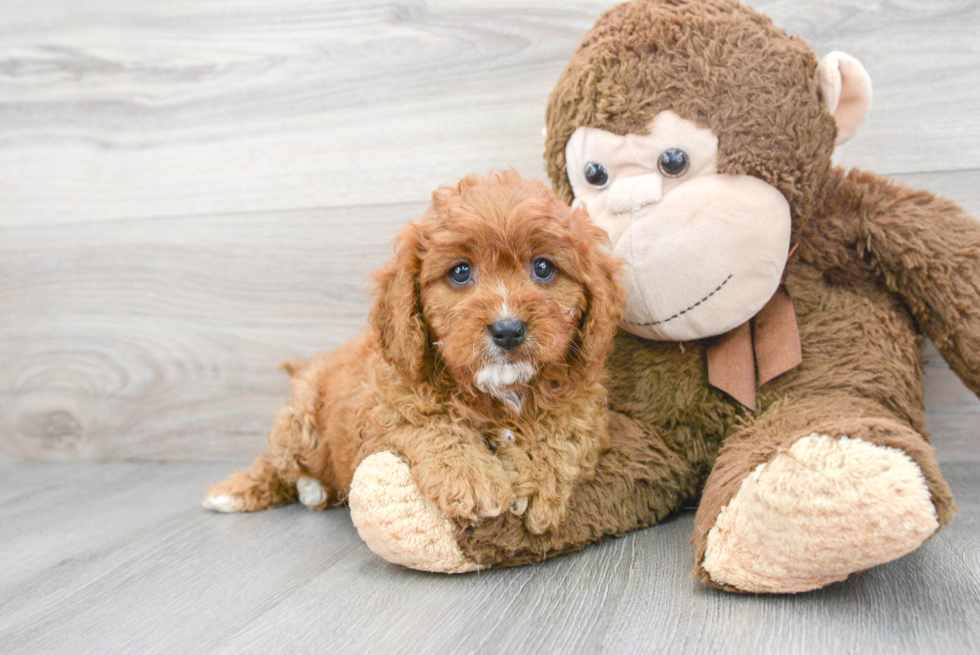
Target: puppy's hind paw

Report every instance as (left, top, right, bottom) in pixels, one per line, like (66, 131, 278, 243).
(202, 493, 246, 513)
(203, 461, 293, 512)
(297, 476, 328, 509)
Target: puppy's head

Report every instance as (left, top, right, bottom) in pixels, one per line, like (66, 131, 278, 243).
(371, 171, 625, 400)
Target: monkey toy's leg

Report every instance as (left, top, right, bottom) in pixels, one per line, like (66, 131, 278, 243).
(349, 411, 700, 572)
(692, 394, 956, 594)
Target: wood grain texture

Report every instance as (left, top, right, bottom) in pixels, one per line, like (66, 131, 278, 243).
(1, 0, 979, 462)
(0, 0, 976, 225)
(0, 0, 613, 224)
(1, 460, 978, 654)
(0, 203, 427, 459)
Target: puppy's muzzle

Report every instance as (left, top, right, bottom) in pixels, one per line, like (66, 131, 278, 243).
(489, 318, 526, 351)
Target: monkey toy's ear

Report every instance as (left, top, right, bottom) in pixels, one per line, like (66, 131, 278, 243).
(816, 51, 873, 146)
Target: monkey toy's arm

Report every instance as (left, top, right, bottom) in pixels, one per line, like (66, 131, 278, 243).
(807, 167, 980, 396)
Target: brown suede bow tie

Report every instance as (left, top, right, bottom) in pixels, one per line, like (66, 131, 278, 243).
(705, 246, 802, 409)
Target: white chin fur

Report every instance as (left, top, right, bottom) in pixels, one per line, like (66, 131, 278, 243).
(475, 362, 536, 412)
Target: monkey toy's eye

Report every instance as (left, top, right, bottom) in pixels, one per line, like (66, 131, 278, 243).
(658, 148, 690, 178)
(584, 162, 609, 188)
(448, 262, 472, 285)
(532, 258, 555, 282)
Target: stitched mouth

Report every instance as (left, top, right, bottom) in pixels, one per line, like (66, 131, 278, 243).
(623, 273, 733, 327)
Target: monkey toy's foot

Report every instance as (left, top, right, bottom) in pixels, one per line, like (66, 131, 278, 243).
(700, 434, 940, 593)
(348, 451, 480, 573)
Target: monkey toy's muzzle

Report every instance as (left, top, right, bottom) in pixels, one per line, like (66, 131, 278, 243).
(594, 174, 792, 341)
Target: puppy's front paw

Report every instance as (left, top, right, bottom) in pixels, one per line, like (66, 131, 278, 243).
(416, 461, 515, 522)
(524, 493, 570, 535)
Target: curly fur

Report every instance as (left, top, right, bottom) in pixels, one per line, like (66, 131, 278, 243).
(205, 171, 626, 534)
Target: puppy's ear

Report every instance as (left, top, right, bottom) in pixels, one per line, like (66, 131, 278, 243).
(369, 221, 430, 381)
(571, 207, 626, 378)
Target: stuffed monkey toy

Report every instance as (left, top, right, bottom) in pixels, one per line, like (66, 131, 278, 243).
(347, 0, 979, 593)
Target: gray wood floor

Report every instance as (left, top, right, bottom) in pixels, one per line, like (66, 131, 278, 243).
(1, 0, 979, 653)
(1, 458, 979, 654)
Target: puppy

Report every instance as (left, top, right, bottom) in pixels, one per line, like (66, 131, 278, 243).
(204, 171, 625, 534)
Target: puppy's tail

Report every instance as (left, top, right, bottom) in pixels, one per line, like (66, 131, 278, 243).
(280, 360, 308, 377)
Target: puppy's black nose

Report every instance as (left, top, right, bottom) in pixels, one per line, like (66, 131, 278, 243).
(489, 319, 526, 350)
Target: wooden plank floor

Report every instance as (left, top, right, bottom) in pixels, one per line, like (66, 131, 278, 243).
(1, 0, 980, 652)
(0, 458, 979, 654)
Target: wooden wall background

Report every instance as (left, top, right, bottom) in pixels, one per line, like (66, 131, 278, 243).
(1, 0, 978, 461)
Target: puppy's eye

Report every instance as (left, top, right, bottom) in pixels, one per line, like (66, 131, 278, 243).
(448, 262, 472, 285)
(532, 258, 555, 282)
(584, 162, 609, 188)
(658, 148, 689, 177)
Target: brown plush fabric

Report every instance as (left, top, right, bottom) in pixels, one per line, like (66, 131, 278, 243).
(449, 0, 977, 587)
(544, 0, 837, 227)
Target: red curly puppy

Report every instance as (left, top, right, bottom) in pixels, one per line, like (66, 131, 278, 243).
(204, 171, 625, 534)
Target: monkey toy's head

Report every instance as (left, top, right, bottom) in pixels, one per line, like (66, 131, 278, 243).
(545, 0, 872, 341)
